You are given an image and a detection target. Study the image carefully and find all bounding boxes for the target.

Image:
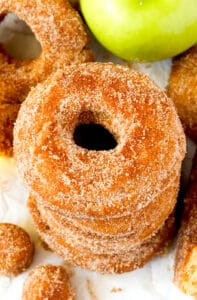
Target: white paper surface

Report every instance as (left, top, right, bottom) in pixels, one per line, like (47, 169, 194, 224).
(0, 13, 196, 300)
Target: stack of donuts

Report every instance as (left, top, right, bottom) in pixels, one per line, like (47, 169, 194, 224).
(14, 62, 186, 273)
(0, 0, 93, 155)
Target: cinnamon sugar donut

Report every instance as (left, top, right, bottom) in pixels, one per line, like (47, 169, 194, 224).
(22, 265, 75, 300)
(35, 186, 178, 255)
(0, 0, 92, 104)
(0, 103, 19, 155)
(168, 46, 197, 143)
(14, 63, 185, 218)
(174, 151, 197, 295)
(35, 175, 179, 249)
(28, 196, 176, 274)
(0, 223, 34, 276)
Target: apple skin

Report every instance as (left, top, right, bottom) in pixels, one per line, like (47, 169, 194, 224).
(80, 0, 197, 61)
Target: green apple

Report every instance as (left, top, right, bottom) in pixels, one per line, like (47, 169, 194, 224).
(80, 0, 197, 61)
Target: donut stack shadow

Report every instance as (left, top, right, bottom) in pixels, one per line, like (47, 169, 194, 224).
(14, 62, 186, 274)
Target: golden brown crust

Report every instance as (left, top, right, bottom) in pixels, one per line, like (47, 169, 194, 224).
(22, 265, 75, 300)
(14, 62, 185, 274)
(0, 223, 34, 276)
(167, 45, 197, 143)
(0, 103, 20, 156)
(34, 175, 179, 247)
(0, 0, 93, 156)
(0, 0, 92, 104)
(28, 196, 176, 274)
(14, 63, 185, 218)
(35, 197, 177, 256)
(174, 151, 197, 295)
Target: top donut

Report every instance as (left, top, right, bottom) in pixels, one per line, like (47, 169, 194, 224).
(14, 62, 186, 218)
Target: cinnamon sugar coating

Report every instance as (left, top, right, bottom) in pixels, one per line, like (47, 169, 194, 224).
(0, 0, 92, 104)
(35, 196, 176, 256)
(28, 196, 176, 274)
(35, 176, 179, 252)
(174, 151, 197, 295)
(0, 103, 19, 156)
(22, 265, 75, 300)
(14, 62, 185, 273)
(0, 0, 93, 156)
(168, 46, 197, 143)
(0, 223, 34, 276)
(14, 63, 185, 218)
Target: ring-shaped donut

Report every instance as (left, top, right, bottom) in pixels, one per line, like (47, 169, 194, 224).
(14, 63, 185, 218)
(35, 180, 178, 254)
(0, 0, 92, 104)
(35, 171, 179, 243)
(28, 196, 176, 274)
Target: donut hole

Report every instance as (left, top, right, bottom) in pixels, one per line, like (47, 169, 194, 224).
(0, 13, 42, 60)
(74, 123, 117, 151)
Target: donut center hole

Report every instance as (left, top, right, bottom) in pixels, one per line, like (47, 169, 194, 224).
(74, 123, 117, 151)
(0, 13, 42, 60)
